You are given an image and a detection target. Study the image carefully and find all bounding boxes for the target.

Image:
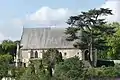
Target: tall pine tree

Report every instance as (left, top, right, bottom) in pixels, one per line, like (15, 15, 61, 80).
(65, 8, 115, 64)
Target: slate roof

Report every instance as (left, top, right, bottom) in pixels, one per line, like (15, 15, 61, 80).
(20, 27, 75, 49)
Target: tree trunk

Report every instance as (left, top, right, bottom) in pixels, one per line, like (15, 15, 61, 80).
(0, 77, 3, 80)
(47, 64, 53, 77)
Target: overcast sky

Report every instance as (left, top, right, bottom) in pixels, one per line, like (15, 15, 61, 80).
(0, 0, 119, 41)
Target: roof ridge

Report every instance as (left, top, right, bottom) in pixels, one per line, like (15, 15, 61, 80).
(23, 27, 51, 29)
(23, 27, 66, 29)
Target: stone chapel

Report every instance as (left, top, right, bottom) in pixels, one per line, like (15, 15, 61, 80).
(15, 27, 97, 67)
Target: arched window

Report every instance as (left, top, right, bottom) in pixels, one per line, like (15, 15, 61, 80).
(35, 51, 38, 58)
(84, 50, 90, 60)
(30, 50, 34, 58)
(64, 52, 67, 56)
(24, 63, 26, 67)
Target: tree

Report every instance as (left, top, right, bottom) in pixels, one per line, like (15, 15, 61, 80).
(86, 65, 120, 79)
(19, 59, 50, 80)
(42, 48, 63, 77)
(1, 40, 17, 54)
(19, 64, 39, 80)
(11, 67, 26, 80)
(0, 40, 18, 60)
(104, 22, 120, 59)
(0, 44, 4, 54)
(54, 56, 86, 80)
(65, 8, 115, 64)
(0, 54, 12, 80)
(0, 40, 18, 79)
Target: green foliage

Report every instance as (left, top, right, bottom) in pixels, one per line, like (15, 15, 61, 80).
(0, 40, 18, 62)
(0, 40, 17, 79)
(54, 57, 120, 80)
(97, 22, 120, 59)
(11, 67, 26, 80)
(18, 58, 120, 80)
(0, 54, 12, 79)
(42, 48, 63, 77)
(54, 56, 86, 80)
(105, 23, 120, 59)
(1, 40, 17, 55)
(19, 59, 51, 80)
(86, 65, 120, 78)
(42, 48, 63, 65)
(19, 66, 39, 80)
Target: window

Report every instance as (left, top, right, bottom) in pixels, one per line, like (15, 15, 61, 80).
(64, 52, 67, 56)
(30, 50, 34, 58)
(35, 51, 38, 58)
(84, 50, 90, 60)
(24, 63, 26, 67)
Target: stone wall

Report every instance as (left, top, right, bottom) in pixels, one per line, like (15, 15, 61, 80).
(19, 48, 82, 67)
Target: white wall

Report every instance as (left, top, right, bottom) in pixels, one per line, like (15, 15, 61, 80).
(20, 49, 83, 67)
(59, 49, 82, 60)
